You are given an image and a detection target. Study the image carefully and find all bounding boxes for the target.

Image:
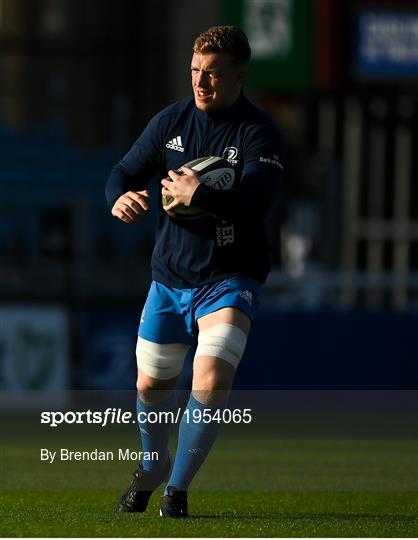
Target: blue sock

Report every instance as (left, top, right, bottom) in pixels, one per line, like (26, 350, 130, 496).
(136, 392, 176, 472)
(166, 393, 225, 492)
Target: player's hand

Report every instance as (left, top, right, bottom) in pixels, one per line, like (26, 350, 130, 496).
(111, 190, 150, 224)
(161, 167, 200, 212)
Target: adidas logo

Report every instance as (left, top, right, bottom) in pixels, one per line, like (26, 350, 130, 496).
(166, 135, 184, 152)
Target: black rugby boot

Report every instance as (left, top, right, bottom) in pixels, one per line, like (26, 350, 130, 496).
(159, 485, 188, 518)
(116, 459, 171, 513)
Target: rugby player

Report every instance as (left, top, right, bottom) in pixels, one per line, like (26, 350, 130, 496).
(105, 25, 283, 518)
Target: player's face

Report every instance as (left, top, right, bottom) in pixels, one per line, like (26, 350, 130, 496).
(191, 52, 245, 112)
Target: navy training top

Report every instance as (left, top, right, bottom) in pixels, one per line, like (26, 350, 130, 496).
(105, 92, 283, 288)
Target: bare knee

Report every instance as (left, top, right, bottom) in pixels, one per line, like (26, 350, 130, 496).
(136, 370, 176, 405)
(193, 369, 228, 392)
(136, 372, 158, 402)
(192, 360, 235, 405)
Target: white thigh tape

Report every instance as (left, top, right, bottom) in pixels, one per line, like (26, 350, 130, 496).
(195, 323, 248, 369)
(136, 337, 190, 380)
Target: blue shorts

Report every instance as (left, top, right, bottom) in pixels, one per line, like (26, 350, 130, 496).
(138, 277, 260, 345)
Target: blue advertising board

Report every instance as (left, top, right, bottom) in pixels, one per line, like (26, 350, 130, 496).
(355, 10, 418, 78)
(78, 308, 418, 390)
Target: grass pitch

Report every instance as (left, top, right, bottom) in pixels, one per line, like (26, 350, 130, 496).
(1, 409, 417, 537)
(1, 490, 417, 537)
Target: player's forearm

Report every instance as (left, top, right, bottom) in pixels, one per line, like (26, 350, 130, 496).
(190, 171, 280, 221)
(105, 165, 147, 209)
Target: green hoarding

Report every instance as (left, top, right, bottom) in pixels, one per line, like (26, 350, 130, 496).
(221, 0, 314, 91)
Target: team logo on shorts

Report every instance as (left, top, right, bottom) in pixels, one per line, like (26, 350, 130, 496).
(239, 290, 253, 306)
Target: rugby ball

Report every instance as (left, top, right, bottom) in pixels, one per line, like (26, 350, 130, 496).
(162, 156, 235, 219)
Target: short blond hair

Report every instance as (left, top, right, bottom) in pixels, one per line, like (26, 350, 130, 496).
(193, 26, 251, 67)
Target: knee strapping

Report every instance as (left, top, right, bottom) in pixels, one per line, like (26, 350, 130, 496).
(136, 337, 190, 379)
(195, 323, 248, 369)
